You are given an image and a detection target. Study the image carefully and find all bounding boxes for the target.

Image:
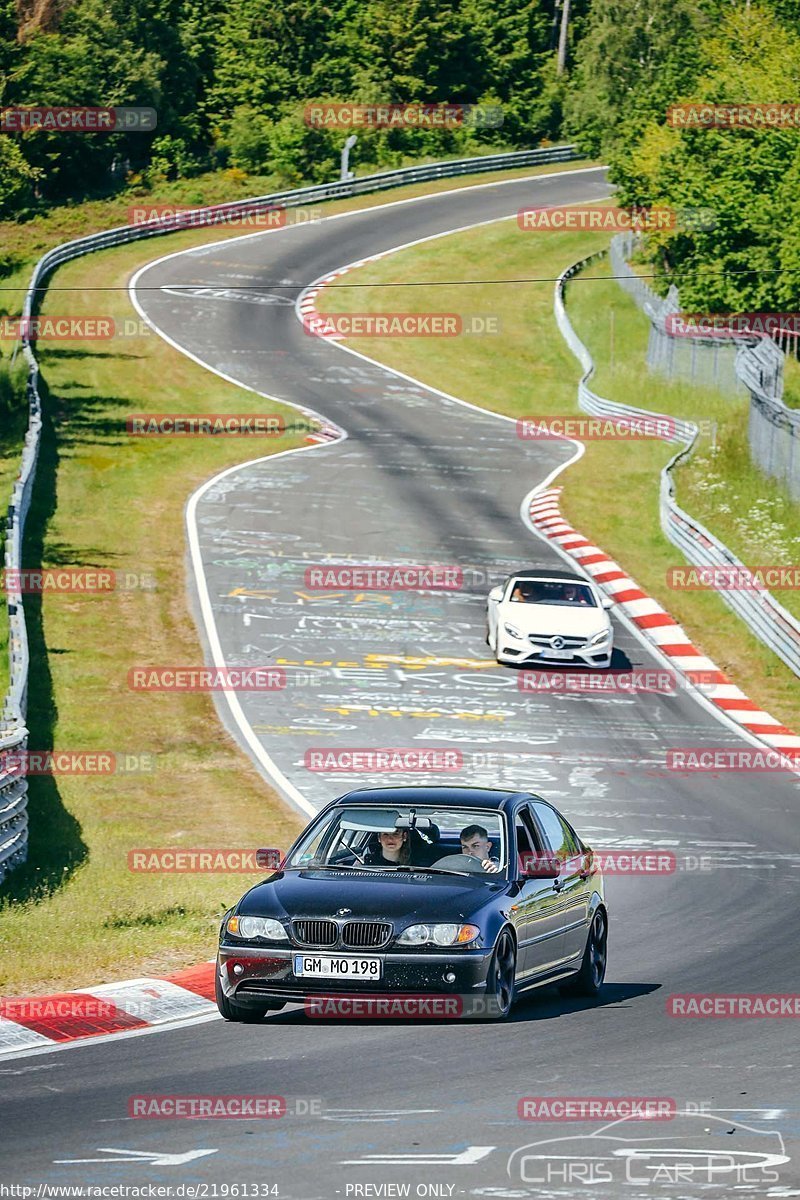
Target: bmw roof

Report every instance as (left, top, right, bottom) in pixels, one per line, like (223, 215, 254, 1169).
(329, 786, 539, 811)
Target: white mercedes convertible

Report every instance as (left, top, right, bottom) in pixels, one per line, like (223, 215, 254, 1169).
(486, 569, 614, 668)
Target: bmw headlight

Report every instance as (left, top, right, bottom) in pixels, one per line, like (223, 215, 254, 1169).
(226, 915, 288, 941)
(589, 629, 611, 645)
(503, 623, 523, 640)
(397, 923, 480, 947)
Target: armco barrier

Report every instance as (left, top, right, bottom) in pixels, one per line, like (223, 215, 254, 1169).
(554, 251, 800, 680)
(0, 144, 580, 882)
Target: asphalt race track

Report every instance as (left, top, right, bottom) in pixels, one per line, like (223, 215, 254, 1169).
(2, 166, 799, 1198)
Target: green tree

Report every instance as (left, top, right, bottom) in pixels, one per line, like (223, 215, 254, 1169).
(612, 5, 800, 311)
(565, 0, 719, 156)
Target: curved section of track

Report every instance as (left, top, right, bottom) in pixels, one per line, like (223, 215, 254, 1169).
(2, 168, 798, 1199)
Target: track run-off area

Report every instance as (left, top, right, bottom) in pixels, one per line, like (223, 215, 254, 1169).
(2, 166, 799, 1199)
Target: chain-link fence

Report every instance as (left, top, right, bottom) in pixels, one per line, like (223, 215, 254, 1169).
(610, 232, 746, 396)
(612, 231, 800, 497)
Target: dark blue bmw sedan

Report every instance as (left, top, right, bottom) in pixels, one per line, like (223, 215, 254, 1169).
(216, 786, 607, 1022)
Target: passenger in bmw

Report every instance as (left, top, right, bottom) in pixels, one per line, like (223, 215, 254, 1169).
(460, 824, 502, 873)
(364, 827, 412, 866)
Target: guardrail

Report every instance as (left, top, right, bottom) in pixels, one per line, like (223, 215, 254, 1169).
(0, 143, 581, 881)
(555, 253, 695, 445)
(554, 250, 800, 680)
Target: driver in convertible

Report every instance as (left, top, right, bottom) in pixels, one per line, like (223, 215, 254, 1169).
(460, 824, 502, 873)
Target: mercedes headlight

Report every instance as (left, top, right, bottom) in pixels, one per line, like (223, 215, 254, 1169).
(397, 923, 480, 947)
(226, 915, 288, 941)
(589, 629, 611, 645)
(503, 623, 523, 640)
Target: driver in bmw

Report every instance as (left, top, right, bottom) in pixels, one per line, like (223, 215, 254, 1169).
(460, 824, 502, 873)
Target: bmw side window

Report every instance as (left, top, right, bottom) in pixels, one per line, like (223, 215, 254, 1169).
(515, 807, 544, 875)
(531, 802, 576, 862)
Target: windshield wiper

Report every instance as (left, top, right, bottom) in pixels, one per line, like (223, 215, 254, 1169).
(388, 865, 472, 877)
(294, 862, 362, 870)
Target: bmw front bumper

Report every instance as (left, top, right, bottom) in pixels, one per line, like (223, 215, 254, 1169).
(217, 943, 495, 1008)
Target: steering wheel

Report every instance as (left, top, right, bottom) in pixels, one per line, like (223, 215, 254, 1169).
(432, 853, 491, 873)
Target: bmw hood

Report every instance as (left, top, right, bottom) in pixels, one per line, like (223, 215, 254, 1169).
(239, 868, 501, 924)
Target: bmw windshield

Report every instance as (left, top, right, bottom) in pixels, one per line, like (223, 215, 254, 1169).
(286, 806, 508, 875)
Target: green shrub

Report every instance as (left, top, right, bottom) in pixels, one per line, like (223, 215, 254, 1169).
(0, 356, 28, 418)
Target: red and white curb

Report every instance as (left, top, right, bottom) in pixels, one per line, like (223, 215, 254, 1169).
(298, 257, 388, 445)
(529, 487, 800, 753)
(295, 274, 349, 443)
(0, 962, 216, 1055)
(297, 253, 387, 345)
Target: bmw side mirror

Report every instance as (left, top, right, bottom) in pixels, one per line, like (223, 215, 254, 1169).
(519, 853, 560, 880)
(256, 848, 283, 871)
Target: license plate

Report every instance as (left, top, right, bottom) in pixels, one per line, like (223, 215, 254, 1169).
(543, 648, 574, 660)
(293, 955, 382, 979)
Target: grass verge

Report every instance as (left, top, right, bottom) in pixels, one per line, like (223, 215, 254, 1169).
(316, 217, 800, 731)
(781, 354, 800, 409)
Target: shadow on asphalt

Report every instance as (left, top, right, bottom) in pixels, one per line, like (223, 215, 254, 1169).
(256, 981, 661, 1027)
